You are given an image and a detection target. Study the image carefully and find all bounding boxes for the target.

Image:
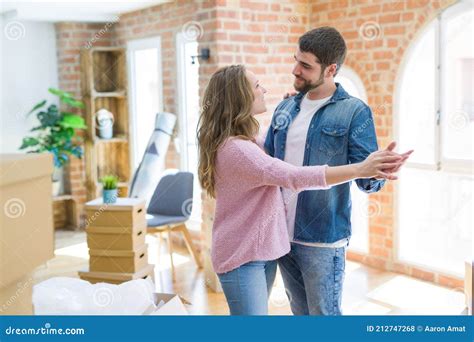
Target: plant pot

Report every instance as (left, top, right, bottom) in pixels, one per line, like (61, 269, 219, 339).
(52, 180, 61, 196)
(52, 166, 64, 196)
(103, 189, 118, 204)
(98, 125, 113, 139)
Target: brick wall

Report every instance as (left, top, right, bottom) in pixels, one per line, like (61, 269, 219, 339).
(308, 0, 461, 288)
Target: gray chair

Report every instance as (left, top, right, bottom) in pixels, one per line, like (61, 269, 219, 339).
(146, 171, 202, 274)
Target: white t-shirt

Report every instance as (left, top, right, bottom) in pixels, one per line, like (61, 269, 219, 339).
(283, 94, 349, 248)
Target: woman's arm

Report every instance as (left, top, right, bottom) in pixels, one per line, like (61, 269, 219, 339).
(224, 138, 408, 192)
(326, 149, 411, 186)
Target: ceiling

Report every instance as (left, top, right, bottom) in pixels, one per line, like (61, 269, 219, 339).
(0, 0, 171, 22)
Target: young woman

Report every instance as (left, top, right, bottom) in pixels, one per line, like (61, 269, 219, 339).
(197, 65, 410, 315)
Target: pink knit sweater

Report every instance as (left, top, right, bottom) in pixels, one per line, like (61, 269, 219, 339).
(211, 137, 330, 274)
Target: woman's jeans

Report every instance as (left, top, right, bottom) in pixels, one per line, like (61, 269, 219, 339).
(217, 260, 277, 315)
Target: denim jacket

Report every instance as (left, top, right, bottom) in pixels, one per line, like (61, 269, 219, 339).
(264, 83, 385, 243)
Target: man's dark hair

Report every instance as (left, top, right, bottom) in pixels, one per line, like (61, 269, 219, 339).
(299, 26, 347, 75)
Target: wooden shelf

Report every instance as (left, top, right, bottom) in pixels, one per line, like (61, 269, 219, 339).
(95, 135, 128, 143)
(92, 90, 126, 98)
(52, 194, 74, 202)
(81, 47, 131, 201)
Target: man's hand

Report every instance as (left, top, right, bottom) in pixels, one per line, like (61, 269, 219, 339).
(375, 141, 413, 179)
(283, 91, 297, 99)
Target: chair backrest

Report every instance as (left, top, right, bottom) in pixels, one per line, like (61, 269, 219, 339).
(128, 112, 176, 206)
(147, 171, 194, 218)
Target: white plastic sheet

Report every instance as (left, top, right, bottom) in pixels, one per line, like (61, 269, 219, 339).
(33, 277, 156, 315)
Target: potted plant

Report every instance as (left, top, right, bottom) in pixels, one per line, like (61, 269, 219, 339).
(19, 88, 87, 196)
(100, 175, 119, 204)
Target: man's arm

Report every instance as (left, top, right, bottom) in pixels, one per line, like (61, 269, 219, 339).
(348, 104, 386, 193)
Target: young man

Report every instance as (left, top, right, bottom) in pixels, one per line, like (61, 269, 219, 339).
(264, 27, 385, 315)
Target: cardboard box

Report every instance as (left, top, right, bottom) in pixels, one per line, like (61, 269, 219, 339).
(145, 293, 191, 315)
(86, 222, 146, 250)
(0, 153, 54, 286)
(0, 274, 33, 315)
(79, 263, 155, 285)
(89, 244, 149, 273)
(465, 260, 473, 315)
(203, 248, 222, 293)
(85, 197, 146, 228)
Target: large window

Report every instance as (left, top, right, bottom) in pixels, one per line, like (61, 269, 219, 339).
(335, 67, 369, 254)
(127, 36, 163, 170)
(396, 2, 473, 277)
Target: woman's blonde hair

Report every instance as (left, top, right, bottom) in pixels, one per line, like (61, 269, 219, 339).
(197, 64, 259, 198)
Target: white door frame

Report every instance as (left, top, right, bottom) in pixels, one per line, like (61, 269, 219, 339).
(175, 31, 197, 171)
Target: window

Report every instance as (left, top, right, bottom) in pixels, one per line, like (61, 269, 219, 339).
(396, 2, 473, 277)
(335, 67, 369, 254)
(127, 37, 163, 170)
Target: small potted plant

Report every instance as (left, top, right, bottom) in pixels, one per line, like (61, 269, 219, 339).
(100, 175, 119, 204)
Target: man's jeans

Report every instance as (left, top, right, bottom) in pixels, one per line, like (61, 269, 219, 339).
(217, 260, 277, 315)
(278, 243, 346, 315)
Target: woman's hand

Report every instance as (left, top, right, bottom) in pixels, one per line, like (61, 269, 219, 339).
(357, 143, 413, 180)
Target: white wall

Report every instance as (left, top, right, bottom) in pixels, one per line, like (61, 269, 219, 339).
(0, 18, 58, 154)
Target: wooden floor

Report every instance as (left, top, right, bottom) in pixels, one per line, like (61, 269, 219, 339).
(32, 229, 467, 315)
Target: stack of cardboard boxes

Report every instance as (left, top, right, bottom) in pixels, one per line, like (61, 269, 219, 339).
(79, 198, 154, 284)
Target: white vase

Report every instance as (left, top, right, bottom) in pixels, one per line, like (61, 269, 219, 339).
(52, 180, 61, 196)
(52, 166, 64, 196)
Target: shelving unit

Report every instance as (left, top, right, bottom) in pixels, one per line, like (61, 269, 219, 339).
(80, 47, 132, 200)
(52, 170, 79, 230)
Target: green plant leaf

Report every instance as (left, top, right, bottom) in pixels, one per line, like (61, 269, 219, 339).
(60, 114, 87, 129)
(27, 100, 47, 116)
(100, 175, 118, 190)
(61, 97, 85, 109)
(19, 137, 39, 149)
(48, 88, 72, 98)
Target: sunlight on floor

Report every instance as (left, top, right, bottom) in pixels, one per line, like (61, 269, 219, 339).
(55, 242, 89, 259)
(146, 235, 191, 271)
(367, 275, 465, 314)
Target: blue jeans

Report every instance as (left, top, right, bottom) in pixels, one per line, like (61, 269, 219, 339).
(278, 243, 346, 315)
(217, 260, 277, 315)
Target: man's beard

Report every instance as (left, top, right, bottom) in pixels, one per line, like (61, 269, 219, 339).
(293, 70, 325, 93)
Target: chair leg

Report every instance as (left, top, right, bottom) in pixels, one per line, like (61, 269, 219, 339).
(167, 228, 175, 276)
(178, 224, 203, 269)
